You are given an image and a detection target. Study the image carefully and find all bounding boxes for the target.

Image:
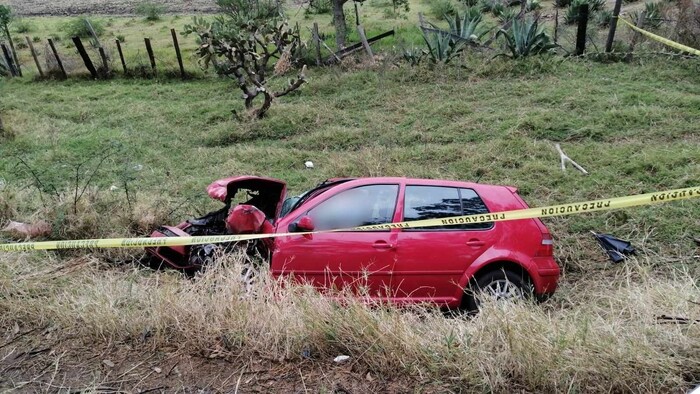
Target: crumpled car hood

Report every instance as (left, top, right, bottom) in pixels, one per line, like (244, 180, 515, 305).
(206, 176, 287, 220)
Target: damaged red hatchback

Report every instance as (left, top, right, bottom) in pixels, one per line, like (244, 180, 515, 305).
(147, 176, 560, 310)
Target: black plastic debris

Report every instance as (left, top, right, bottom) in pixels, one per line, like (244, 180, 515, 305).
(591, 231, 636, 263)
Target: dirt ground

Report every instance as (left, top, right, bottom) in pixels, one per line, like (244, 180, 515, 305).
(0, 325, 427, 393)
(6, 0, 219, 16)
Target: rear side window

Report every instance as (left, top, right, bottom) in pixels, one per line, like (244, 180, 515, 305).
(459, 188, 492, 229)
(403, 186, 492, 230)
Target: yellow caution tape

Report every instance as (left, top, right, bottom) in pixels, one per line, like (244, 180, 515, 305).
(619, 18, 700, 56)
(0, 186, 698, 252)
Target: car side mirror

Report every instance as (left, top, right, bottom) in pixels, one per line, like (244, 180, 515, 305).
(296, 216, 315, 232)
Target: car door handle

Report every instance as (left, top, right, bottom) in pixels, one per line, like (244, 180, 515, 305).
(466, 239, 485, 247)
(372, 241, 394, 250)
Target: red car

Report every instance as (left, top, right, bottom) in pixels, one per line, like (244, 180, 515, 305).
(147, 176, 560, 310)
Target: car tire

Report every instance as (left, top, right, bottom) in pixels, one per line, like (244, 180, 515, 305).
(463, 269, 531, 313)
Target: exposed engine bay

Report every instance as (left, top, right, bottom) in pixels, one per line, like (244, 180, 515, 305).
(145, 176, 286, 272)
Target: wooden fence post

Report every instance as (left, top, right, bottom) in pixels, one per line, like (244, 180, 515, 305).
(357, 25, 374, 59)
(0, 43, 19, 77)
(47, 38, 67, 79)
(25, 36, 44, 78)
(605, 0, 623, 52)
(1, 43, 17, 77)
(144, 38, 156, 76)
(313, 22, 322, 66)
(575, 3, 589, 56)
(72, 36, 98, 78)
(554, 6, 560, 44)
(115, 39, 127, 74)
(98, 47, 109, 72)
(2, 25, 21, 76)
(171, 29, 185, 79)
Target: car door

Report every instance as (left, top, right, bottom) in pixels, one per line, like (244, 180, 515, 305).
(271, 184, 400, 298)
(393, 185, 497, 305)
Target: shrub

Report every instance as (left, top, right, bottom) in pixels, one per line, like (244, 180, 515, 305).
(306, 0, 331, 14)
(674, 0, 700, 48)
(32, 36, 40, 43)
(13, 19, 33, 33)
(135, 2, 166, 21)
(116, 34, 126, 42)
(496, 17, 557, 58)
(392, 0, 410, 13)
(61, 18, 105, 39)
(461, 0, 480, 6)
(14, 37, 27, 49)
(429, 0, 457, 18)
(184, 11, 306, 118)
(0, 5, 12, 37)
(555, 0, 572, 7)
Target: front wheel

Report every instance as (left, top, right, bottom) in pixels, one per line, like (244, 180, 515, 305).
(463, 269, 531, 312)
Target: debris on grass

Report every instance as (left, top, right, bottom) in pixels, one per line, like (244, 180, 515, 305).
(1, 220, 51, 239)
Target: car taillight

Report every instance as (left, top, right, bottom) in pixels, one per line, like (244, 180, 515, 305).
(536, 234, 554, 257)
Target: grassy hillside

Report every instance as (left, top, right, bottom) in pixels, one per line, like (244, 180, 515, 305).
(1, 0, 700, 391)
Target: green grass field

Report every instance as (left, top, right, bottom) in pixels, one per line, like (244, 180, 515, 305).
(1, 0, 700, 392)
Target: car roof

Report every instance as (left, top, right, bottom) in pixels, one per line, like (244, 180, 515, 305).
(331, 177, 506, 190)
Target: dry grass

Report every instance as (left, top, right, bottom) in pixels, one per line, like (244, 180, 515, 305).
(1, 242, 699, 392)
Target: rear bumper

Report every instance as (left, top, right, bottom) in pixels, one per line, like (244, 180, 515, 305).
(536, 269, 560, 296)
(532, 258, 560, 295)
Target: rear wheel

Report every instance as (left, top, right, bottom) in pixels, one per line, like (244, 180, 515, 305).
(463, 269, 531, 312)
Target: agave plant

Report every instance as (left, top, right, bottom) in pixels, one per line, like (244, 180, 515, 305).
(527, 0, 542, 11)
(438, 10, 490, 44)
(491, 2, 506, 17)
(479, 0, 497, 13)
(497, 7, 518, 23)
(564, 0, 606, 23)
(422, 30, 467, 64)
(631, 1, 663, 28)
(464, 5, 483, 20)
(496, 17, 558, 58)
(596, 9, 613, 27)
(403, 47, 425, 66)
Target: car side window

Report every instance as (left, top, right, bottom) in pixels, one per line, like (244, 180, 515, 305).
(459, 188, 492, 230)
(403, 186, 492, 230)
(308, 185, 399, 231)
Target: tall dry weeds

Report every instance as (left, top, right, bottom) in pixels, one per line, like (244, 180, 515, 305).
(1, 249, 699, 392)
(675, 0, 700, 49)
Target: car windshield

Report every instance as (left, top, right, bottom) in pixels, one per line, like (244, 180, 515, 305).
(279, 178, 355, 218)
(280, 195, 302, 218)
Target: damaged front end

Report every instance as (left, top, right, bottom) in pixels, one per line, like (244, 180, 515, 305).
(146, 176, 286, 272)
